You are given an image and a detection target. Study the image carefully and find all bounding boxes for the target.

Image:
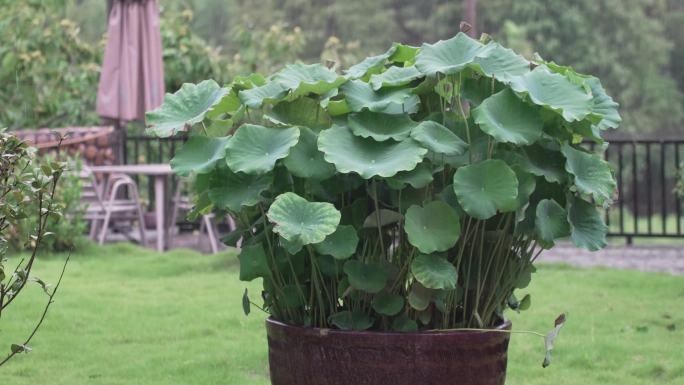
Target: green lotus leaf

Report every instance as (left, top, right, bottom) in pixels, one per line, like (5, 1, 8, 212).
(318, 125, 427, 179)
(586, 76, 621, 130)
(411, 254, 458, 290)
(345, 45, 396, 79)
(509, 66, 593, 122)
(280, 236, 304, 254)
(387, 162, 434, 189)
(561, 143, 616, 206)
(278, 284, 306, 308)
(341, 80, 420, 114)
(518, 145, 567, 184)
(362, 209, 403, 228)
(206, 87, 241, 119)
(408, 282, 432, 311)
(238, 81, 289, 109)
(473, 43, 530, 84)
(453, 159, 519, 220)
(329, 311, 374, 331)
(473, 88, 543, 145)
(283, 126, 336, 180)
(535, 199, 571, 246)
(313, 225, 359, 260)
(513, 167, 537, 222)
(392, 316, 419, 332)
(146, 80, 229, 137)
(409, 121, 468, 156)
(226, 125, 300, 174)
(343, 260, 389, 293)
(372, 292, 405, 316)
(567, 196, 607, 251)
(267, 192, 341, 246)
(388, 43, 420, 63)
(327, 99, 352, 116)
(170, 135, 230, 175)
(267, 97, 332, 130)
(404, 201, 461, 254)
(272, 63, 345, 97)
(207, 167, 272, 211)
(415, 32, 486, 76)
(237, 244, 271, 281)
(348, 110, 417, 141)
(369, 66, 423, 90)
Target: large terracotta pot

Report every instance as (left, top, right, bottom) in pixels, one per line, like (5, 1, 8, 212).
(266, 318, 512, 385)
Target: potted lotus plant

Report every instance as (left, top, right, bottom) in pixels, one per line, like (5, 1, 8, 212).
(147, 31, 620, 385)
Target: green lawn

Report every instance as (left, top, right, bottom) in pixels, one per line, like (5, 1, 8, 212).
(2, 243, 683, 385)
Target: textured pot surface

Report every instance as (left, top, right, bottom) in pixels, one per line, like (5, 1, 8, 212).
(266, 318, 512, 385)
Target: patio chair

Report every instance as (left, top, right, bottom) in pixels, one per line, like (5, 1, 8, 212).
(169, 179, 235, 254)
(80, 166, 147, 245)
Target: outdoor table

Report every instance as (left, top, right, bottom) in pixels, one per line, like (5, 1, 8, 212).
(90, 164, 173, 252)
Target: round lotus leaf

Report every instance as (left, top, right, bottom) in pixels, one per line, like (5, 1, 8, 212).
(410, 121, 468, 156)
(329, 311, 374, 331)
(347, 110, 417, 141)
(586, 76, 621, 130)
(146, 80, 229, 138)
(473, 88, 543, 145)
(392, 315, 419, 332)
(238, 81, 289, 109)
(362, 209, 403, 228)
(318, 125, 427, 179)
(518, 145, 567, 184)
(372, 292, 405, 316)
(237, 244, 271, 282)
(313, 225, 359, 260)
(283, 126, 336, 180)
(472, 43, 530, 84)
(410, 254, 457, 290)
(226, 124, 300, 175)
(404, 201, 461, 254)
(341, 80, 420, 115)
(388, 43, 420, 63)
(267, 97, 332, 130)
(561, 143, 616, 207)
(415, 33, 486, 76)
(344, 45, 396, 79)
(535, 199, 571, 246)
(343, 260, 389, 293)
(387, 162, 434, 190)
(369, 66, 423, 90)
(407, 282, 432, 311)
(272, 63, 345, 98)
(567, 196, 607, 251)
(266, 192, 341, 245)
(170, 135, 230, 175)
(509, 66, 593, 122)
(453, 159, 519, 220)
(207, 167, 272, 211)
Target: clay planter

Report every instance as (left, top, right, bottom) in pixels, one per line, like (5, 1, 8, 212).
(266, 318, 512, 385)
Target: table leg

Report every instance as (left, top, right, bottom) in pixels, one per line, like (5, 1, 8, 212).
(154, 175, 165, 252)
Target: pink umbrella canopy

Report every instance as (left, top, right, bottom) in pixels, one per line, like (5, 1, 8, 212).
(97, 0, 164, 122)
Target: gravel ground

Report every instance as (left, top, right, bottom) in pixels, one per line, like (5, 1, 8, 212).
(540, 242, 684, 275)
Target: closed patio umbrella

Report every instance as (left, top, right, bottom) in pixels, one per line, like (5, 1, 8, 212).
(96, 0, 164, 123)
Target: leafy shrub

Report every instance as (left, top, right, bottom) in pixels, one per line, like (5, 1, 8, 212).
(0, 129, 68, 366)
(148, 32, 620, 337)
(0, 1, 101, 129)
(7, 155, 86, 253)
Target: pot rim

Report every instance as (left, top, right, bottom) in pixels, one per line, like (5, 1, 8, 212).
(266, 317, 512, 337)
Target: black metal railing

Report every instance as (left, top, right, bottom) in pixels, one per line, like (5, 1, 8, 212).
(123, 135, 684, 241)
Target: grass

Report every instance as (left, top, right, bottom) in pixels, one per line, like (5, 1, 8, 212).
(2, 243, 683, 385)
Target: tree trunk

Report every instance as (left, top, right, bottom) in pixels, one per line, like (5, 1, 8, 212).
(464, 0, 477, 37)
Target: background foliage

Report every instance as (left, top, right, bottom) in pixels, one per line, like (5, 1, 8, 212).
(4, 0, 681, 133)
